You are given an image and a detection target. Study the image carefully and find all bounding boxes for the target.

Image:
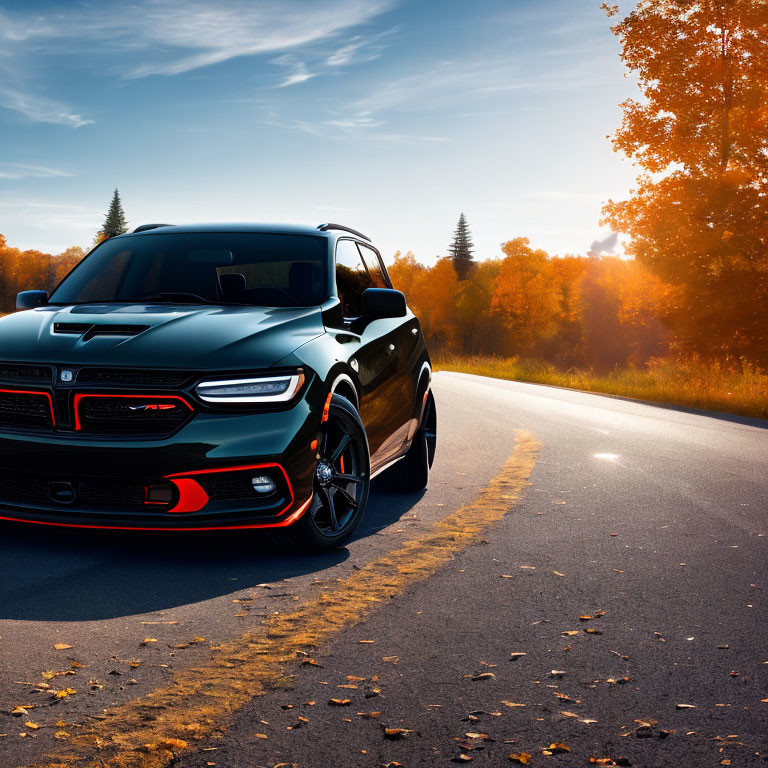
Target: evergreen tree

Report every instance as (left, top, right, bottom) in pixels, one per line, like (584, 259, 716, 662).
(447, 212, 474, 279)
(99, 188, 128, 241)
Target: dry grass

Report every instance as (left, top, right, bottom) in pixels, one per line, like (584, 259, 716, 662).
(435, 355, 768, 421)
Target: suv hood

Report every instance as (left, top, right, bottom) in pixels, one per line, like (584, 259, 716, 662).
(0, 303, 324, 371)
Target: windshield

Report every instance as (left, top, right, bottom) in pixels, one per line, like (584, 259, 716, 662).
(50, 232, 329, 307)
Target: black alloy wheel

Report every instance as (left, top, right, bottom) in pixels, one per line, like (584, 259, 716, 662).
(289, 393, 370, 550)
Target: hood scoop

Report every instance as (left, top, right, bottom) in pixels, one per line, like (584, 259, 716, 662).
(53, 322, 150, 340)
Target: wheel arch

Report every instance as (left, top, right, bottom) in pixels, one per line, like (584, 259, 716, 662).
(329, 371, 359, 410)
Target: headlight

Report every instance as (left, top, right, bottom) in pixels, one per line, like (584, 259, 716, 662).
(196, 372, 304, 403)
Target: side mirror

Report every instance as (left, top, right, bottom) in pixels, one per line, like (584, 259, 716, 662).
(362, 288, 407, 319)
(16, 290, 49, 310)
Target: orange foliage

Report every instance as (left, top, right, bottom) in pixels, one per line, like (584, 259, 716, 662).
(389, 241, 676, 371)
(0, 235, 86, 311)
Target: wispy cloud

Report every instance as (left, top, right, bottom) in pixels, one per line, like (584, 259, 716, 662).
(0, 1, 396, 78)
(0, 1, 397, 127)
(271, 54, 317, 88)
(0, 88, 93, 128)
(0, 163, 75, 180)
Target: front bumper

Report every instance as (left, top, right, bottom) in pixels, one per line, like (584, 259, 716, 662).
(0, 401, 318, 530)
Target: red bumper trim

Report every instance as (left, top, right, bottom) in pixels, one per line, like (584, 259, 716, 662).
(164, 462, 295, 516)
(0, 494, 313, 532)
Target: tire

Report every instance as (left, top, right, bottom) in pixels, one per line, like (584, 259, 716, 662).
(375, 389, 436, 493)
(284, 394, 370, 551)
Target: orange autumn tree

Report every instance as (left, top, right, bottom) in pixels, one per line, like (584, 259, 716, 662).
(602, 0, 768, 365)
(490, 238, 561, 355)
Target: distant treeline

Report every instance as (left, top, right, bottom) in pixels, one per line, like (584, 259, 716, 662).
(0, 235, 85, 312)
(389, 239, 676, 372)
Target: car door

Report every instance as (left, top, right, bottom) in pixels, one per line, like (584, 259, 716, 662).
(355, 242, 421, 464)
(333, 239, 399, 470)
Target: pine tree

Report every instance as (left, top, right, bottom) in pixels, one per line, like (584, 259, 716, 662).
(99, 188, 128, 241)
(447, 213, 474, 280)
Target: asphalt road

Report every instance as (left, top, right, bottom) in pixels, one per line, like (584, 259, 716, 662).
(1, 372, 766, 768)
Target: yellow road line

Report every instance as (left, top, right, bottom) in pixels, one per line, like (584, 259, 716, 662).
(31, 430, 540, 768)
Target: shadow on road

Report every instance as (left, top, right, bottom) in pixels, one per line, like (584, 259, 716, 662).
(0, 488, 424, 623)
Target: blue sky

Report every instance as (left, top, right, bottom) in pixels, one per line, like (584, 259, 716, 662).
(0, 0, 637, 262)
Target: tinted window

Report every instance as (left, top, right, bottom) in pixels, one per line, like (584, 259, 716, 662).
(357, 244, 388, 288)
(335, 239, 374, 317)
(50, 233, 328, 307)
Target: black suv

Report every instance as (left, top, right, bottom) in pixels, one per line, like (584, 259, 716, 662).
(0, 223, 436, 550)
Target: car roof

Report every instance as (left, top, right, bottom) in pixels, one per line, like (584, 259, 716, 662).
(120, 222, 370, 242)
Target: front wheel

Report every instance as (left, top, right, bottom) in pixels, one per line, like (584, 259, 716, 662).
(288, 394, 370, 551)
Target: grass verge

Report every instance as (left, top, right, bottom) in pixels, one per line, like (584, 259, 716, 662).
(435, 355, 768, 421)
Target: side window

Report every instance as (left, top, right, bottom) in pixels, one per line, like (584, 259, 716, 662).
(336, 240, 373, 317)
(357, 244, 388, 288)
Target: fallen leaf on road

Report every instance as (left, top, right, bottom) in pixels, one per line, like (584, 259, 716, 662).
(509, 753, 532, 764)
(451, 756, 472, 763)
(254, 733, 268, 739)
(53, 688, 76, 699)
(553, 571, 565, 577)
(553, 693, 579, 702)
(141, 638, 158, 645)
(53, 644, 72, 651)
(560, 711, 579, 718)
(11, 706, 34, 716)
(561, 630, 579, 636)
(383, 727, 412, 739)
(328, 699, 351, 706)
(549, 670, 566, 677)
(381, 656, 399, 664)
(356, 712, 382, 718)
(469, 672, 495, 681)
(544, 742, 570, 754)
(23, 722, 40, 730)
(54, 731, 70, 739)
(520, 565, 536, 570)
(676, 704, 696, 710)
(718, 645, 729, 649)
(509, 653, 527, 660)
(585, 628, 603, 635)
(501, 701, 526, 708)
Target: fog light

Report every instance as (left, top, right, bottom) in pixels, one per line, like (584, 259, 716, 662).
(251, 475, 276, 494)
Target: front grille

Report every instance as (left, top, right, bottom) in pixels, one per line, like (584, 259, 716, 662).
(0, 390, 54, 429)
(77, 396, 192, 434)
(0, 364, 52, 384)
(76, 368, 192, 388)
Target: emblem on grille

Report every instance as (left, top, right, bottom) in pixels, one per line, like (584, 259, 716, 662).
(60, 369, 74, 382)
(128, 403, 176, 411)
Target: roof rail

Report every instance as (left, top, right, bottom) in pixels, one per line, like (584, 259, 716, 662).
(133, 223, 174, 233)
(317, 223, 371, 242)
